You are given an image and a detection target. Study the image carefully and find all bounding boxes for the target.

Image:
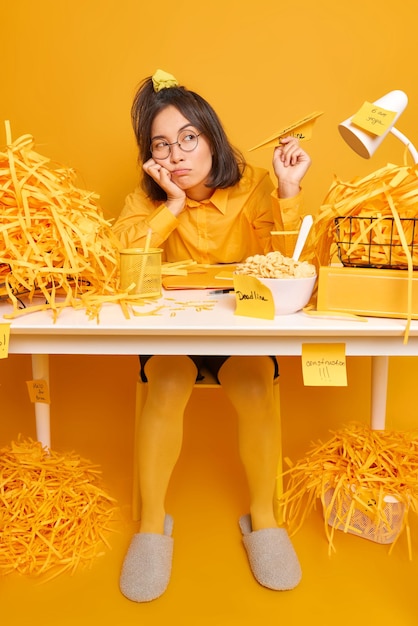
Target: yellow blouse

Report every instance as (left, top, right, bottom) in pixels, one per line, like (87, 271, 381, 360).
(112, 164, 309, 263)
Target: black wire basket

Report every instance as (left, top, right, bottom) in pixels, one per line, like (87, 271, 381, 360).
(335, 216, 418, 269)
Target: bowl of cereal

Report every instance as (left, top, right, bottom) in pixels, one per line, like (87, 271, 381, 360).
(235, 251, 317, 315)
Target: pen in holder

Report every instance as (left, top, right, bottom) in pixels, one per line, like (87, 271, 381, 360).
(119, 246, 163, 298)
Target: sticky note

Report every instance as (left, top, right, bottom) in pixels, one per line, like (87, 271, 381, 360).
(301, 343, 347, 386)
(353, 488, 378, 516)
(26, 379, 51, 404)
(233, 274, 275, 319)
(0, 323, 10, 359)
(248, 111, 323, 151)
(351, 101, 397, 137)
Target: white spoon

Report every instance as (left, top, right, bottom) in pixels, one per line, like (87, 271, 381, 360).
(292, 215, 313, 261)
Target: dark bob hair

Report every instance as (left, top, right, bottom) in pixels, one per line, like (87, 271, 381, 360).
(131, 75, 245, 201)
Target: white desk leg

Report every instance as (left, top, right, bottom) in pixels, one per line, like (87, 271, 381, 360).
(31, 354, 51, 449)
(370, 355, 389, 430)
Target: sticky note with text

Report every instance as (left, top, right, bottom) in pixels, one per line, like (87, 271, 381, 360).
(26, 379, 51, 404)
(301, 343, 347, 386)
(351, 101, 397, 137)
(233, 274, 275, 320)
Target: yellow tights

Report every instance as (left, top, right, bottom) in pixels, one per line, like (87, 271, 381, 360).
(218, 356, 280, 531)
(137, 355, 280, 534)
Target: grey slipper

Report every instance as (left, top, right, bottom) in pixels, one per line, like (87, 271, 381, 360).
(120, 514, 174, 602)
(239, 514, 302, 591)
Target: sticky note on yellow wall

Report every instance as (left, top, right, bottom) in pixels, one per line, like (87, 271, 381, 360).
(302, 343, 347, 386)
(26, 379, 51, 404)
(0, 323, 10, 359)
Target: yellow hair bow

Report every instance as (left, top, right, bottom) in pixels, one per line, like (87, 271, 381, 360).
(152, 69, 179, 92)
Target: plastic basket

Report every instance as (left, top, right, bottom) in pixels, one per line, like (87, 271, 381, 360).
(323, 487, 405, 545)
(335, 216, 418, 269)
(119, 248, 162, 297)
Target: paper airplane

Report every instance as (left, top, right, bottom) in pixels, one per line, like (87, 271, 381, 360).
(248, 111, 323, 151)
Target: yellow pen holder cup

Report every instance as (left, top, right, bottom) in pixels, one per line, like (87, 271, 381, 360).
(119, 248, 163, 298)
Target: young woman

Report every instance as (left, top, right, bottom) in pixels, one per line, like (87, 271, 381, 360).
(113, 69, 312, 602)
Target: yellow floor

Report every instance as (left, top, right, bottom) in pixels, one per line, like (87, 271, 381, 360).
(1, 353, 418, 625)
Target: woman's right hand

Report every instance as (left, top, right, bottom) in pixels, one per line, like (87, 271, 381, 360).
(143, 158, 186, 216)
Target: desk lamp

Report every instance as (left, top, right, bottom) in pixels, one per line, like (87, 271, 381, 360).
(337, 90, 418, 429)
(338, 89, 418, 164)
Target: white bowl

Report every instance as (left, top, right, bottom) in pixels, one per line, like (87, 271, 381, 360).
(256, 274, 316, 315)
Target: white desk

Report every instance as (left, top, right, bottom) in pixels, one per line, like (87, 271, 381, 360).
(2, 289, 417, 446)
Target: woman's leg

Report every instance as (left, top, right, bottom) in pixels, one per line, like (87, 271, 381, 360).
(137, 355, 197, 534)
(218, 356, 280, 531)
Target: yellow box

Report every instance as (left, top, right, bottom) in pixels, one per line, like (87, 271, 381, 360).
(317, 266, 418, 319)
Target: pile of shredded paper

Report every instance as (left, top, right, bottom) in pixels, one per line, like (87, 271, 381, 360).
(312, 162, 418, 341)
(0, 437, 118, 579)
(0, 121, 140, 320)
(281, 423, 418, 557)
(314, 162, 418, 268)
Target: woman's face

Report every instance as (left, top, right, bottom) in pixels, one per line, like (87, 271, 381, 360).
(150, 105, 213, 201)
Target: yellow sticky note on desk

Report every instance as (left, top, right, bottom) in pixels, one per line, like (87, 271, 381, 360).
(302, 343, 347, 386)
(233, 274, 275, 319)
(26, 379, 51, 404)
(0, 323, 10, 359)
(351, 101, 397, 137)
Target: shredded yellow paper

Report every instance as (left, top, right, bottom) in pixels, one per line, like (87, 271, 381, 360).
(0, 121, 146, 320)
(314, 163, 418, 269)
(0, 436, 118, 579)
(281, 423, 418, 558)
(313, 162, 418, 341)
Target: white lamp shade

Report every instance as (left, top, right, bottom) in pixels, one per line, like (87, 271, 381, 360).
(338, 90, 408, 159)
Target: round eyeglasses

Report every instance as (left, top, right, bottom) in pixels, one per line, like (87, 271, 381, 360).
(150, 130, 202, 159)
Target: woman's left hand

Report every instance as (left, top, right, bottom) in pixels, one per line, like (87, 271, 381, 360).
(272, 136, 311, 198)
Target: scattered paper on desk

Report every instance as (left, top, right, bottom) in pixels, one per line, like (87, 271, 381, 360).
(351, 101, 397, 137)
(301, 343, 347, 386)
(233, 274, 275, 320)
(0, 323, 10, 359)
(248, 111, 323, 151)
(26, 379, 51, 404)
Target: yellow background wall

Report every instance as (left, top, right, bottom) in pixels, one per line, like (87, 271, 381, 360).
(3, 0, 418, 220)
(2, 0, 418, 437)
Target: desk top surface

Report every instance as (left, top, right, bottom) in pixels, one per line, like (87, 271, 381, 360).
(1, 289, 415, 339)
